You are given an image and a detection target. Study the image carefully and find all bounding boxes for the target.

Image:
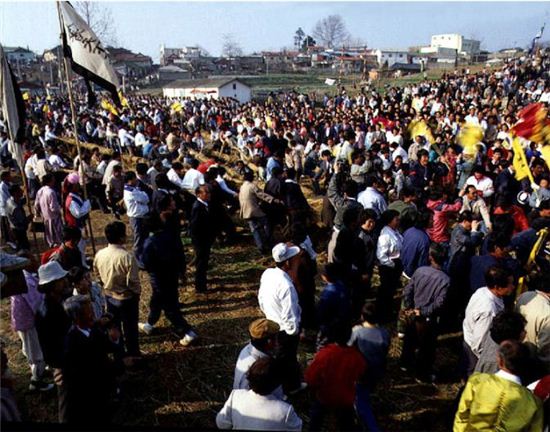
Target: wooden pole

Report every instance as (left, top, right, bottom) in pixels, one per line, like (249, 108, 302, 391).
(8, 132, 39, 251)
(56, 1, 96, 254)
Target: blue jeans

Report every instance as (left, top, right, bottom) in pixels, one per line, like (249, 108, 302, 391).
(247, 216, 271, 253)
(355, 383, 380, 431)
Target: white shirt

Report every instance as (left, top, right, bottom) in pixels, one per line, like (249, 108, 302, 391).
(134, 132, 148, 148)
(258, 267, 301, 336)
(233, 343, 268, 390)
(358, 187, 388, 217)
(216, 389, 302, 431)
(48, 154, 67, 170)
(68, 194, 91, 219)
(123, 186, 150, 218)
(166, 168, 186, 190)
(495, 369, 522, 386)
(376, 226, 403, 267)
(465, 175, 494, 198)
(463, 287, 505, 356)
(182, 168, 204, 192)
(216, 175, 237, 197)
(392, 146, 408, 162)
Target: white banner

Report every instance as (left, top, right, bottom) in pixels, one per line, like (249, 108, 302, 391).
(59, 1, 119, 91)
(0, 44, 24, 167)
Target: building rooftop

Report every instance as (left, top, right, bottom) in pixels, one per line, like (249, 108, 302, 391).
(163, 77, 250, 89)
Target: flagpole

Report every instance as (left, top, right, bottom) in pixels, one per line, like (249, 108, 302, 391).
(56, 1, 96, 255)
(8, 131, 39, 251)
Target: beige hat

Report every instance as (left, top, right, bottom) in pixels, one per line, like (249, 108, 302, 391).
(249, 318, 280, 339)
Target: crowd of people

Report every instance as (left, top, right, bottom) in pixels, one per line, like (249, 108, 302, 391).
(1, 49, 550, 431)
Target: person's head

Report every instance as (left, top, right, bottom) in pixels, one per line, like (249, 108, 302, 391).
(63, 295, 94, 329)
(326, 320, 352, 346)
(248, 318, 280, 355)
(196, 184, 211, 202)
(343, 179, 358, 199)
(417, 149, 429, 166)
(112, 164, 123, 178)
(62, 226, 82, 248)
(112, 151, 121, 161)
(531, 158, 546, 178)
(472, 165, 485, 180)
(272, 242, 300, 271)
(157, 194, 176, 221)
(428, 243, 447, 268)
(243, 170, 255, 182)
(359, 209, 377, 232)
(270, 166, 283, 179)
(487, 233, 511, 259)
(285, 167, 297, 181)
(497, 340, 530, 377)
(124, 171, 137, 186)
(458, 210, 475, 231)
(105, 221, 126, 245)
(42, 173, 55, 187)
(380, 209, 400, 230)
(401, 187, 416, 203)
(190, 158, 200, 170)
(8, 184, 22, 200)
(490, 311, 527, 344)
(360, 302, 380, 326)
(246, 357, 282, 396)
(485, 265, 514, 297)
(37, 261, 70, 301)
(538, 199, 550, 218)
(321, 262, 344, 284)
(415, 210, 432, 230)
(68, 266, 92, 295)
(1, 170, 12, 183)
(171, 162, 184, 174)
(465, 184, 478, 200)
(136, 163, 148, 176)
(342, 206, 361, 231)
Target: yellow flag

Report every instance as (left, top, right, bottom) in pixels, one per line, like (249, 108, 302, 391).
(22, 92, 30, 101)
(100, 99, 119, 116)
(171, 102, 182, 113)
(512, 137, 534, 183)
(42, 104, 49, 113)
(408, 119, 434, 144)
(118, 90, 129, 108)
(540, 145, 550, 172)
(458, 124, 483, 155)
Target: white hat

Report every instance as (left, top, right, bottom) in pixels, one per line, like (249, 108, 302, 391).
(224, 131, 233, 138)
(38, 261, 69, 285)
(272, 243, 300, 263)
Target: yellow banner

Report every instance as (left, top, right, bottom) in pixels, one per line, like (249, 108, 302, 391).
(512, 137, 534, 183)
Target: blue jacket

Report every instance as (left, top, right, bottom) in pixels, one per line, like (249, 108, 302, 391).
(401, 227, 431, 278)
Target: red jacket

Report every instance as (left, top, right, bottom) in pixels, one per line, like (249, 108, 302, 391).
(305, 344, 366, 407)
(493, 205, 529, 234)
(426, 198, 462, 243)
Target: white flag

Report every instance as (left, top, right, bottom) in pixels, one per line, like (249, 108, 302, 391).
(59, 1, 120, 105)
(325, 78, 336, 86)
(0, 44, 25, 167)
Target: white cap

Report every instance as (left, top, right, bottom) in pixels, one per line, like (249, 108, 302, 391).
(272, 243, 300, 263)
(38, 261, 69, 285)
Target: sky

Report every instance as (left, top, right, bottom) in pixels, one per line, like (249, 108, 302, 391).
(1, 1, 548, 62)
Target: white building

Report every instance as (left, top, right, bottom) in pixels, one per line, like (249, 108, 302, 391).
(430, 34, 480, 56)
(5, 47, 36, 64)
(373, 49, 410, 68)
(160, 45, 202, 66)
(163, 78, 252, 104)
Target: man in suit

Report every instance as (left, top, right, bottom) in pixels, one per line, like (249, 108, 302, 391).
(190, 185, 216, 292)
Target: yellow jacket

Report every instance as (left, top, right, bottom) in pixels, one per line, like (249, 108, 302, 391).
(454, 373, 543, 432)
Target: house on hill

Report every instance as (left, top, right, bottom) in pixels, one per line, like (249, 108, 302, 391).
(163, 78, 251, 104)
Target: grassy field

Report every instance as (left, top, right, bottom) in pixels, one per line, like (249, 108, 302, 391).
(0, 152, 465, 431)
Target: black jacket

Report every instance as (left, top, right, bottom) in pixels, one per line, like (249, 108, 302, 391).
(189, 199, 215, 245)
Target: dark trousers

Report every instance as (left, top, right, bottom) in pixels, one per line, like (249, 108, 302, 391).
(147, 275, 190, 332)
(247, 216, 271, 253)
(309, 401, 358, 432)
(129, 216, 148, 266)
(106, 295, 140, 357)
(12, 228, 30, 251)
(376, 261, 402, 323)
(400, 316, 438, 378)
(460, 340, 479, 379)
(193, 240, 212, 292)
(276, 331, 301, 393)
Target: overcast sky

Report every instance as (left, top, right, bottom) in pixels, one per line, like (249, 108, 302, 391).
(1, 1, 548, 61)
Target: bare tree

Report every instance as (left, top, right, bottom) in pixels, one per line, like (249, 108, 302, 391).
(294, 28, 305, 50)
(344, 36, 367, 49)
(74, 1, 118, 46)
(312, 15, 349, 49)
(221, 34, 243, 57)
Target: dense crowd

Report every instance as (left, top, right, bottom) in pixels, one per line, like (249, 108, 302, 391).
(1, 49, 549, 431)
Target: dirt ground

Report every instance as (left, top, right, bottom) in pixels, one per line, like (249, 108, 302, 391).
(0, 161, 465, 431)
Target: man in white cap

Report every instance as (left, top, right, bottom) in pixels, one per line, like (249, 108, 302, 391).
(258, 243, 304, 394)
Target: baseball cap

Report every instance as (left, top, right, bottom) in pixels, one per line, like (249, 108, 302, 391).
(272, 243, 300, 263)
(38, 261, 69, 285)
(249, 318, 280, 339)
